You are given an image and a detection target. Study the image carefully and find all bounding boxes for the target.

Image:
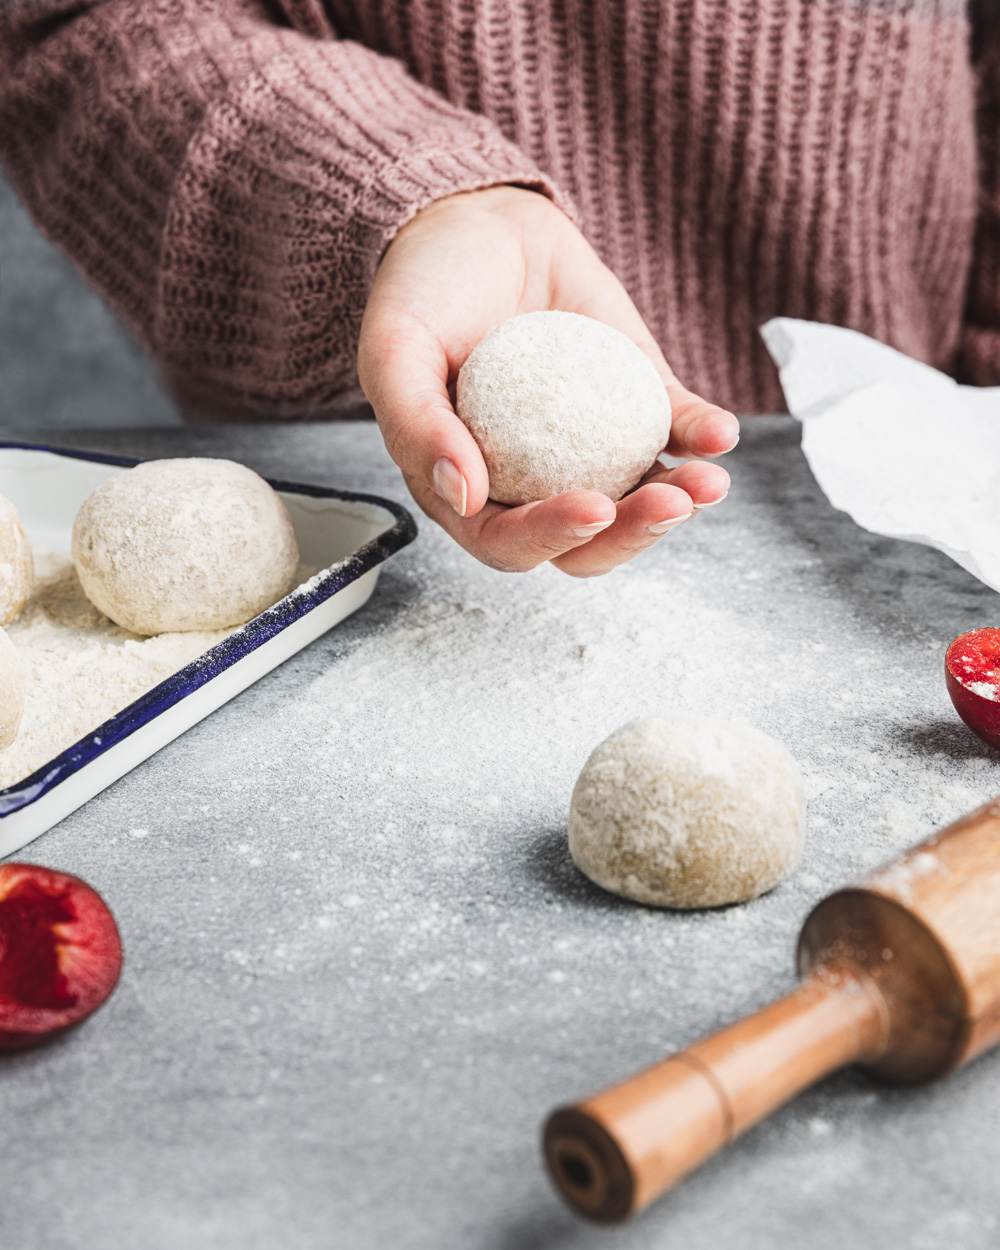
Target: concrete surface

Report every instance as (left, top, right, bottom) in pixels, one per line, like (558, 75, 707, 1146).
(0, 419, 998, 1250)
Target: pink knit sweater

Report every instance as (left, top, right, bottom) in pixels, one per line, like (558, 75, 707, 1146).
(1, 1, 997, 418)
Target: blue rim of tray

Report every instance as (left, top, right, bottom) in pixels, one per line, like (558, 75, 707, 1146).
(0, 441, 417, 818)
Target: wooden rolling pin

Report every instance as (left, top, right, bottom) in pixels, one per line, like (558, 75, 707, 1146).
(543, 796, 1000, 1223)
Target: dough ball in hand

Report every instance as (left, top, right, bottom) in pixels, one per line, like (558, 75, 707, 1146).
(456, 311, 672, 504)
(568, 717, 805, 908)
(0, 494, 33, 627)
(0, 628, 24, 752)
(72, 458, 300, 635)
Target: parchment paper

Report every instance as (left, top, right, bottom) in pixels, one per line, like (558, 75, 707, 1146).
(761, 317, 1000, 593)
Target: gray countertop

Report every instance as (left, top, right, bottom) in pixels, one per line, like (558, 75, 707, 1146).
(2, 419, 999, 1250)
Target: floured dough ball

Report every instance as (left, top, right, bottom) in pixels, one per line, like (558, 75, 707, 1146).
(0, 628, 24, 752)
(0, 494, 33, 626)
(72, 458, 299, 635)
(456, 311, 672, 504)
(568, 717, 805, 908)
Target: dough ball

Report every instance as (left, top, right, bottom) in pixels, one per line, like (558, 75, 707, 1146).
(0, 628, 24, 752)
(0, 494, 33, 626)
(456, 311, 672, 504)
(568, 717, 805, 908)
(72, 458, 300, 635)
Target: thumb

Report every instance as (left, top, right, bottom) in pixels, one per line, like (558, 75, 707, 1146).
(357, 317, 490, 518)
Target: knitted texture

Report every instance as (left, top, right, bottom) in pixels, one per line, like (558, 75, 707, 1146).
(966, 1, 1000, 386)
(0, 0, 997, 418)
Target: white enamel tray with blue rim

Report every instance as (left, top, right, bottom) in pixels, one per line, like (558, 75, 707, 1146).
(0, 442, 416, 858)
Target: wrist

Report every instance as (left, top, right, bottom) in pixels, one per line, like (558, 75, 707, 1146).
(393, 183, 558, 247)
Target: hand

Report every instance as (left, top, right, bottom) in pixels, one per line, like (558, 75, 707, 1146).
(358, 186, 738, 577)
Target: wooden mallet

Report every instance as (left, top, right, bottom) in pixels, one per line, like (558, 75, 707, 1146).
(543, 796, 1000, 1222)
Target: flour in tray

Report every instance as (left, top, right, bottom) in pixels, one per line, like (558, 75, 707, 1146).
(2, 553, 314, 790)
(0, 554, 233, 789)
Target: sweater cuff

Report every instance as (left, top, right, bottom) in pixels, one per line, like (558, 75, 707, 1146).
(0, 3, 573, 418)
(156, 37, 571, 416)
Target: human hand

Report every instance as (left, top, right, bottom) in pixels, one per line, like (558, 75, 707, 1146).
(358, 186, 738, 576)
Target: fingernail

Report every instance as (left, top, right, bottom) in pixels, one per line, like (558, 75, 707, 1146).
(690, 416, 740, 454)
(648, 513, 692, 535)
(433, 457, 467, 516)
(692, 490, 729, 510)
(571, 519, 614, 539)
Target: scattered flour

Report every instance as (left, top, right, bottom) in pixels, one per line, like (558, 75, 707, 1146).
(3, 552, 321, 790)
(0, 628, 24, 749)
(0, 553, 235, 789)
(871, 784, 993, 850)
(868, 850, 946, 904)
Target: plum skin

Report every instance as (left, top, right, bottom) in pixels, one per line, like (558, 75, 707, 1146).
(945, 629, 1000, 751)
(0, 863, 122, 1051)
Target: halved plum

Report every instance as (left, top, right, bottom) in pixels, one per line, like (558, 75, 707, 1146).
(0, 863, 122, 1050)
(945, 628, 1000, 751)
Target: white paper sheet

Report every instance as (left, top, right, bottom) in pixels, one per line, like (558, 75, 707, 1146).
(761, 318, 1000, 593)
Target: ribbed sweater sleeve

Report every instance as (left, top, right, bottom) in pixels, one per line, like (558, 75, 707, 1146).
(0, 0, 563, 417)
(965, 5, 1000, 386)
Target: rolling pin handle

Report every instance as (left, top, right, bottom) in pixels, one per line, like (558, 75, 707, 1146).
(544, 967, 888, 1222)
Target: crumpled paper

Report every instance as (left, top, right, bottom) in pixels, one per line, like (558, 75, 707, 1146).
(761, 317, 1000, 593)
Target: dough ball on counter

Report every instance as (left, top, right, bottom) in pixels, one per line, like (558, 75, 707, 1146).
(568, 717, 805, 908)
(0, 494, 33, 627)
(456, 311, 672, 505)
(72, 458, 300, 635)
(0, 628, 24, 752)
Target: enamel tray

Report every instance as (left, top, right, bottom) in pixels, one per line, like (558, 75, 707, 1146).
(0, 443, 416, 857)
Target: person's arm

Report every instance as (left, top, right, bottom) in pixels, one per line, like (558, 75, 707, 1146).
(0, 0, 557, 416)
(1, 0, 737, 577)
(964, 2, 1000, 384)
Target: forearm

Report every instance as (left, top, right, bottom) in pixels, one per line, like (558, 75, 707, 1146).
(0, 0, 562, 417)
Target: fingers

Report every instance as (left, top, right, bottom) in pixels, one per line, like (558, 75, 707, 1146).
(404, 476, 617, 572)
(551, 460, 730, 578)
(357, 315, 491, 518)
(556, 251, 740, 463)
(638, 457, 731, 506)
(549, 483, 688, 577)
(663, 380, 740, 460)
(405, 456, 730, 578)
(589, 294, 739, 461)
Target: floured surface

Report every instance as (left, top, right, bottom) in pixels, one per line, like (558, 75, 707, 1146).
(2, 554, 234, 787)
(2, 553, 318, 789)
(1, 421, 999, 1250)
